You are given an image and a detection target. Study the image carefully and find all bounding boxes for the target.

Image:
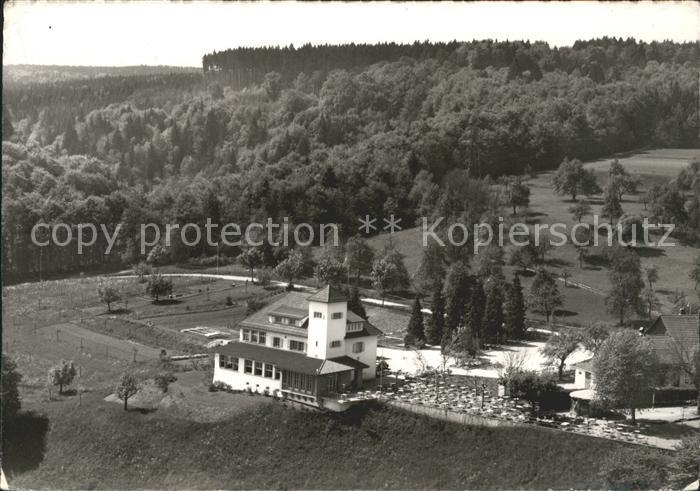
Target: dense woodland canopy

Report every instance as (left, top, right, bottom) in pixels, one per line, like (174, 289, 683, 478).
(2, 38, 699, 282)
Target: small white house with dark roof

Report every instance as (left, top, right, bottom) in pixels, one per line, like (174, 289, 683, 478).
(212, 285, 381, 410)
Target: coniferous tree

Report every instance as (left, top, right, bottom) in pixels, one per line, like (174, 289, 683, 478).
(407, 297, 426, 343)
(465, 279, 486, 340)
(484, 283, 505, 344)
(443, 261, 471, 339)
(426, 283, 445, 345)
(504, 275, 527, 340)
(346, 285, 367, 319)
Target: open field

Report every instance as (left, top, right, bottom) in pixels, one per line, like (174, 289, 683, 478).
(5, 397, 672, 490)
(359, 149, 700, 325)
(585, 148, 699, 180)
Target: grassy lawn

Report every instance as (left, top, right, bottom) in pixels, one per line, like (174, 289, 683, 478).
(5, 396, 671, 490)
(358, 148, 700, 326)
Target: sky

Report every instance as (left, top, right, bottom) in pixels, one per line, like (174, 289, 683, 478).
(3, 1, 699, 67)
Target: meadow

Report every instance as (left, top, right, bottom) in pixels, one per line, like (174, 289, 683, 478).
(366, 148, 700, 326)
(6, 397, 671, 490)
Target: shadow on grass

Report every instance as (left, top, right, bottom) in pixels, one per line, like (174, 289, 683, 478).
(2, 411, 50, 474)
(130, 407, 158, 415)
(553, 309, 578, 318)
(546, 258, 573, 268)
(151, 299, 183, 305)
(634, 246, 666, 258)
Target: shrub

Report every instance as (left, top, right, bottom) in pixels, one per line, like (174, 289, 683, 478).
(257, 268, 272, 287)
(403, 333, 425, 349)
(598, 448, 669, 489)
(155, 372, 176, 393)
(225, 295, 233, 306)
(48, 360, 77, 395)
(507, 370, 562, 413)
(246, 298, 265, 315)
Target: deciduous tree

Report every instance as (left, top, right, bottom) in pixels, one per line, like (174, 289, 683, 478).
(527, 268, 563, 323)
(552, 158, 600, 202)
(541, 329, 581, 380)
(146, 273, 173, 302)
(593, 330, 660, 423)
(115, 372, 140, 411)
(48, 360, 77, 395)
(1, 355, 22, 422)
(98, 281, 122, 312)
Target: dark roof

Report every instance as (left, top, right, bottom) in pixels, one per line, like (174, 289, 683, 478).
(307, 284, 347, 303)
(573, 358, 595, 373)
(269, 305, 308, 319)
(215, 342, 355, 375)
(643, 315, 699, 364)
(329, 356, 369, 370)
(347, 310, 366, 323)
(345, 322, 382, 339)
(240, 291, 310, 333)
(239, 291, 381, 340)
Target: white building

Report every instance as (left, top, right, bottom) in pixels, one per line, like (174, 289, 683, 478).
(212, 285, 380, 410)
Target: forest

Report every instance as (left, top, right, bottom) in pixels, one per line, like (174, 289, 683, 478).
(2, 38, 699, 282)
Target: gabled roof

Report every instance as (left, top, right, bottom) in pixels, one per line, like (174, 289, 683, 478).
(307, 284, 347, 303)
(644, 315, 699, 364)
(214, 341, 356, 376)
(240, 291, 310, 333)
(344, 319, 382, 339)
(573, 357, 595, 373)
(239, 287, 381, 339)
(269, 305, 308, 319)
(329, 356, 369, 370)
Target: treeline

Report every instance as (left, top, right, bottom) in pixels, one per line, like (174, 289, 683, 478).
(2, 38, 698, 282)
(202, 38, 698, 85)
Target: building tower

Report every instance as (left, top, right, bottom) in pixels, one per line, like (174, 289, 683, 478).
(306, 285, 348, 360)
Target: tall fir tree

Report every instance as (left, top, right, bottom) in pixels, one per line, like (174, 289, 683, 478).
(484, 283, 505, 344)
(465, 279, 486, 340)
(407, 297, 426, 342)
(443, 261, 471, 339)
(426, 283, 445, 345)
(505, 275, 527, 340)
(346, 285, 367, 319)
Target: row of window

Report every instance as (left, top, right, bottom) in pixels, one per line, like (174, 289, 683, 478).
(218, 355, 281, 380)
(241, 329, 306, 352)
(312, 311, 344, 320)
(268, 315, 304, 327)
(241, 329, 266, 345)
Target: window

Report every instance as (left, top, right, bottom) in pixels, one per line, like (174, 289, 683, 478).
(231, 357, 239, 371)
(314, 311, 323, 319)
(289, 340, 305, 352)
(224, 356, 236, 369)
(251, 330, 259, 343)
(254, 361, 263, 376)
(259, 332, 266, 345)
(346, 322, 363, 332)
(264, 364, 273, 378)
(352, 342, 365, 353)
(244, 360, 253, 374)
(273, 337, 282, 348)
(332, 312, 343, 320)
(218, 355, 226, 368)
(274, 367, 281, 380)
(330, 340, 342, 348)
(242, 329, 250, 341)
